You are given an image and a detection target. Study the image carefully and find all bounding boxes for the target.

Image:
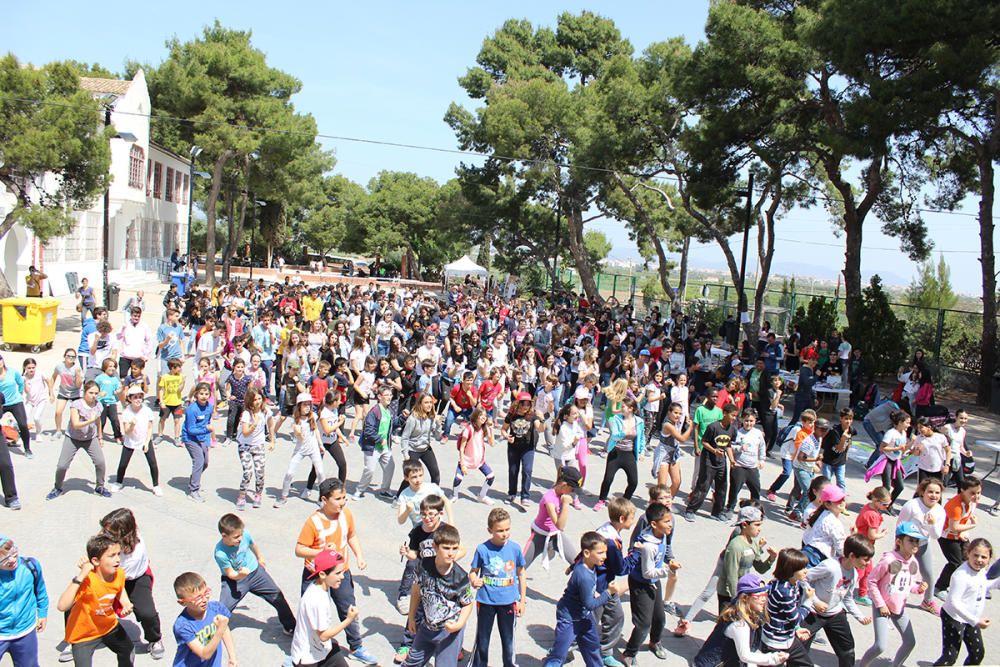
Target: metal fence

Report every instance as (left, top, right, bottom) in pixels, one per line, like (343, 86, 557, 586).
(552, 268, 992, 378)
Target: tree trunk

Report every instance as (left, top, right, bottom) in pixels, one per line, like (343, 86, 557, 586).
(612, 175, 676, 302)
(222, 189, 249, 283)
(842, 211, 864, 330)
(977, 154, 997, 405)
(565, 203, 601, 303)
(676, 236, 690, 306)
(204, 151, 235, 286)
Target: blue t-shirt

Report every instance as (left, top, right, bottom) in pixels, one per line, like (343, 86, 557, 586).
(469, 540, 525, 606)
(157, 323, 185, 361)
(95, 373, 122, 406)
(78, 317, 97, 354)
(172, 600, 231, 667)
(213, 530, 259, 575)
(182, 401, 213, 444)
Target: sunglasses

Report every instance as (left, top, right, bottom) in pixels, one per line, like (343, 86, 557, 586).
(179, 587, 212, 604)
(0, 546, 18, 566)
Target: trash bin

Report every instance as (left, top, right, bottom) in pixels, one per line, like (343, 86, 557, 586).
(107, 283, 121, 311)
(0, 297, 60, 352)
(991, 374, 1000, 414)
(170, 271, 188, 297)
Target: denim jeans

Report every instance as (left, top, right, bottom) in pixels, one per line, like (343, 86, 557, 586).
(443, 407, 472, 438)
(793, 467, 814, 515)
(822, 463, 846, 490)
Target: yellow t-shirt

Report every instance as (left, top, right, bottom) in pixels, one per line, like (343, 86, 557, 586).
(302, 296, 323, 323)
(159, 373, 184, 407)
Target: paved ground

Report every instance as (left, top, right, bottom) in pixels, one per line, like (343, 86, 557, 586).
(2, 280, 999, 666)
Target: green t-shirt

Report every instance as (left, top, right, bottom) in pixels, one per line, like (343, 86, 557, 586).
(376, 407, 392, 450)
(692, 404, 723, 452)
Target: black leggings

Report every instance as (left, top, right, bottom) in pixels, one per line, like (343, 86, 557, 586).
(2, 402, 31, 453)
(934, 609, 985, 666)
(309, 440, 347, 488)
(761, 411, 778, 453)
(226, 404, 245, 439)
(125, 572, 162, 643)
(882, 464, 906, 505)
(395, 448, 441, 497)
(936, 537, 966, 593)
(0, 429, 17, 502)
(100, 403, 122, 440)
(116, 446, 160, 487)
(598, 448, 638, 501)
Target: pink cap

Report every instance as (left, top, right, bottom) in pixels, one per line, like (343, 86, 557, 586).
(819, 485, 846, 503)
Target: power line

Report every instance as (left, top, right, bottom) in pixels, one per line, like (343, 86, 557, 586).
(2, 93, 995, 222)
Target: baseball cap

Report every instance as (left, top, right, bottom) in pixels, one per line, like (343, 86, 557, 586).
(127, 385, 145, 397)
(574, 386, 591, 401)
(737, 505, 763, 524)
(819, 485, 846, 503)
(895, 521, 924, 540)
(559, 466, 583, 487)
(814, 418, 832, 431)
(296, 392, 313, 404)
(639, 348, 650, 356)
(515, 392, 532, 402)
(308, 549, 346, 578)
(735, 573, 768, 598)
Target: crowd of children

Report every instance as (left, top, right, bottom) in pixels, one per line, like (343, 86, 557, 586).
(0, 279, 998, 666)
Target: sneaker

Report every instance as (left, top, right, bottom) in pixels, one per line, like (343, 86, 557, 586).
(58, 645, 74, 662)
(299, 486, 312, 499)
(352, 491, 366, 500)
(152, 486, 163, 497)
(395, 596, 410, 616)
(593, 500, 607, 513)
(106, 482, 122, 493)
(521, 496, 532, 507)
(149, 640, 165, 660)
(719, 510, 733, 521)
(621, 656, 634, 667)
(682, 511, 696, 523)
(602, 656, 625, 667)
(273, 496, 288, 508)
(393, 647, 409, 664)
(349, 647, 379, 665)
(378, 489, 395, 500)
(46, 488, 63, 501)
(236, 494, 247, 511)
(7, 497, 21, 511)
(94, 486, 112, 498)
(478, 495, 494, 505)
(24, 450, 33, 460)
(506, 495, 516, 505)
(920, 600, 942, 616)
(787, 510, 801, 522)
(935, 589, 947, 601)
(672, 619, 690, 637)
(663, 601, 681, 616)
(711, 513, 728, 523)
(282, 626, 294, 636)
(854, 594, 872, 606)
(766, 492, 777, 502)
(252, 493, 262, 509)
(572, 497, 582, 510)
(649, 643, 669, 660)
(188, 491, 206, 503)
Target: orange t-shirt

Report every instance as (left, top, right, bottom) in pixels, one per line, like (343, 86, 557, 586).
(65, 569, 125, 644)
(297, 508, 355, 572)
(942, 495, 975, 540)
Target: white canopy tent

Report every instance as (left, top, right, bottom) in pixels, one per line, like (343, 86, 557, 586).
(442, 255, 489, 285)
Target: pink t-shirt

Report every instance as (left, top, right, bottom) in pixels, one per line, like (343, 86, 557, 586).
(459, 424, 486, 469)
(535, 489, 560, 532)
(868, 550, 922, 614)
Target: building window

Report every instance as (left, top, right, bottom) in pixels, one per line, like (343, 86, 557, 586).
(152, 162, 162, 199)
(174, 170, 182, 204)
(128, 146, 145, 189)
(147, 159, 152, 196)
(182, 174, 190, 204)
(165, 167, 174, 202)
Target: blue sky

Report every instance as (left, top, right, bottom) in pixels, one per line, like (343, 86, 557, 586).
(3, 1, 994, 296)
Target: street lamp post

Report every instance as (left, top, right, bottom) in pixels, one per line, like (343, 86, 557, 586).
(186, 145, 202, 276)
(102, 106, 136, 306)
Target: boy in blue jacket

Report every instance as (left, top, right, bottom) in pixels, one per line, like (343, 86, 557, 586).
(182, 382, 215, 503)
(543, 532, 620, 667)
(0, 534, 48, 665)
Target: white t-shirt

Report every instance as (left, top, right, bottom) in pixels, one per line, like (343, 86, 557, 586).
(120, 537, 150, 580)
(882, 428, 907, 461)
(670, 385, 690, 420)
(120, 405, 154, 450)
(238, 410, 267, 449)
(319, 406, 341, 444)
(915, 432, 948, 472)
(644, 382, 662, 414)
(943, 424, 966, 465)
(398, 482, 446, 527)
(290, 582, 334, 664)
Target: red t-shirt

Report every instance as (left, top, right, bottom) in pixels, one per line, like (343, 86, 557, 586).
(801, 346, 818, 361)
(479, 380, 502, 411)
(855, 503, 884, 539)
(450, 383, 479, 410)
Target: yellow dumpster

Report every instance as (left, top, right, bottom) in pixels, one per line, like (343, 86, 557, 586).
(0, 297, 60, 352)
